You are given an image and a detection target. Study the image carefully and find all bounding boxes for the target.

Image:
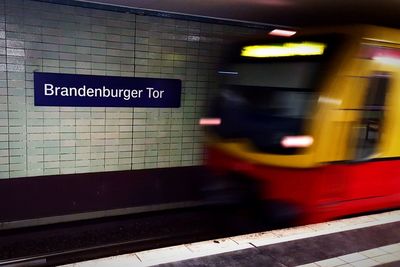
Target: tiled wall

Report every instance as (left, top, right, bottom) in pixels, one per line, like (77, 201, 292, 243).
(0, 0, 265, 178)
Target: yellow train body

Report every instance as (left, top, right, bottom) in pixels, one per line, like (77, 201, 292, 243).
(209, 25, 400, 168)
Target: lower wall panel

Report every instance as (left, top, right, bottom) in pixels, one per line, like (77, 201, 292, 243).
(0, 166, 207, 225)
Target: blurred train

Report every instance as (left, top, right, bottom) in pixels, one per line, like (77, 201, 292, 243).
(202, 25, 400, 225)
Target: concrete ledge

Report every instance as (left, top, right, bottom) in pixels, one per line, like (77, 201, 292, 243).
(0, 200, 207, 230)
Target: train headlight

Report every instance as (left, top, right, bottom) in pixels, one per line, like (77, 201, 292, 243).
(281, 135, 314, 148)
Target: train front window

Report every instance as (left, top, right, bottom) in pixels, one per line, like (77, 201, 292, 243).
(212, 60, 322, 154)
(219, 61, 320, 119)
(209, 36, 342, 154)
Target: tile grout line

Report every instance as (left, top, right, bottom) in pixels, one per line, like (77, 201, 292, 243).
(4, 0, 10, 179)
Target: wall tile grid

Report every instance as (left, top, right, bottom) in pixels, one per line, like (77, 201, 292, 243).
(0, 0, 264, 178)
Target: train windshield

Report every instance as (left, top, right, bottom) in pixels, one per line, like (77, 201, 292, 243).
(211, 38, 337, 154)
(219, 61, 319, 119)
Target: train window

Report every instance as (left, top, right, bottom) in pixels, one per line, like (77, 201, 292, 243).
(354, 73, 389, 160)
(218, 61, 320, 119)
(220, 62, 320, 89)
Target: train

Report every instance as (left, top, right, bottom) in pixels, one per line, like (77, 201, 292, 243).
(202, 25, 400, 225)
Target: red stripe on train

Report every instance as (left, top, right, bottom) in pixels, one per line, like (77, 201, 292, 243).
(206, 147, 400, 224)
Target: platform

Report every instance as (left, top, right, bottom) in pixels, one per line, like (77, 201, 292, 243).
(63, 209, 400, 267)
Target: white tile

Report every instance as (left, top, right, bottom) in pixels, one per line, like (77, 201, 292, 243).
(380, 243, 400, 253)
(296, 263, 320, 267)
(272, 225, 315, 237)
(342, 215, 376, 226)
(63, 254, 141, 267)
(230, 231, 278, 245)
(371, 253, 400, 264)
(391, 251, 400, 260)
(136, 244, 193, 263)
(371, 212, 400, 223)
(307, 221, 346, 232)
(360, 248, 387, 258)
(349, 258, 379, 267)
(314, 257, 346, 267)
(185, 238, 251, 253)
(338, 252, 367, 263)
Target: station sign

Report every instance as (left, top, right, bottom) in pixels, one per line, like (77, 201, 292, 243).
(34, 72, 181, 108)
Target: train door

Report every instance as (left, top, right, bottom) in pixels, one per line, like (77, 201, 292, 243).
(346, 71, 393, 201)
(354, 73, 388, 160)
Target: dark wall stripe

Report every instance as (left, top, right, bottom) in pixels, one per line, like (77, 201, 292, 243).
(0, 166, 208, 222)
(32, 0, 290, 30)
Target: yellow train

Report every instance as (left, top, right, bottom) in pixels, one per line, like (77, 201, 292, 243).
(204, 25, 400, 224)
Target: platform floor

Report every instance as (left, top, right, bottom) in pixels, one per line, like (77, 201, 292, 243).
(63, 209, 400, 267)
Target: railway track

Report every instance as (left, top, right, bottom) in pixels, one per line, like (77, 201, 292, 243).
(0, 203, 266, 267)
(0, 231, 207, 267)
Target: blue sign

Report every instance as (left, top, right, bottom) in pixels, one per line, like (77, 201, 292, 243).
(34, 72, 181, 108)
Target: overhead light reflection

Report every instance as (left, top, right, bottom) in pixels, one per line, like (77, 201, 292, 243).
(218, 71, 239, 75)
(269, 29, 296, 37)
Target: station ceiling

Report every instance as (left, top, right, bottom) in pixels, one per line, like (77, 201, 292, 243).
(78, 0, 400, 28)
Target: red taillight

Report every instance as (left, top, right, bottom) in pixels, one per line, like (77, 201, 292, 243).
(281, 135, 313, 148)
(199, 118, 221, 126)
